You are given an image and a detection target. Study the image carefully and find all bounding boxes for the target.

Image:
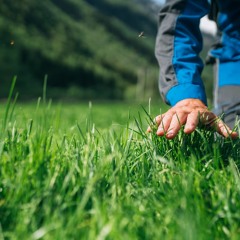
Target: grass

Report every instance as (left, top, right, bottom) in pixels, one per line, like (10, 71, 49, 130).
(0, 93, 240, 239)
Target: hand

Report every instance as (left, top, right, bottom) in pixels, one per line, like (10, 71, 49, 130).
(147, 99, 238, 139)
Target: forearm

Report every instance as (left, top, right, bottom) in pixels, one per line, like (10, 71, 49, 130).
(155, 0, 210, 106)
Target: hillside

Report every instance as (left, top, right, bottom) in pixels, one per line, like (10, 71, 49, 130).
(0, 0, 160, 100)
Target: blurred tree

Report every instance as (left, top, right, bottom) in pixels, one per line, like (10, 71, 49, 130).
(0, 0, 161, 100)
(0, 0, 212, 101)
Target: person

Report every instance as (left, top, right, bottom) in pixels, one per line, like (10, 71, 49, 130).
(150, 0, 240, 139)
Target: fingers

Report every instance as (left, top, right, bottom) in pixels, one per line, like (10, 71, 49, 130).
(154, 112, 187, 139)
(200, 112, 239, 139)
(184, 110, 214, 134)
(156, 113, 173, 136)
(213, 119, 239, 139)
(147, 114, 165, 133)
(165, 112, 187, 139)
(147, 102, 239, 139)
(184, 112, 199, 134)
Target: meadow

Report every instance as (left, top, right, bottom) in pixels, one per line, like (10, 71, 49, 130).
(0, 92, 240, 239)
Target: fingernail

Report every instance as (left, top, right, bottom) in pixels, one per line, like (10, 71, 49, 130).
(167, 131, 174, 137)
(157, 128, 164, 136)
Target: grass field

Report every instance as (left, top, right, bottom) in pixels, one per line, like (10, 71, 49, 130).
(0, 94, 240, 239)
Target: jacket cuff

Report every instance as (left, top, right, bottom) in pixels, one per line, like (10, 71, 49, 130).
(166, 83, 208, 106)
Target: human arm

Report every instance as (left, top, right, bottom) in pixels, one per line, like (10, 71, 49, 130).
(152, 0, 237, 138)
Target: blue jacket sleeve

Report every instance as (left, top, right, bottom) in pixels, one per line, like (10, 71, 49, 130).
(155, 0, 210, 106)
(210, 0, 240, 88)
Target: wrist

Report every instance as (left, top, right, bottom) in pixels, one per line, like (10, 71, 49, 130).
(175, 98, 207, 108)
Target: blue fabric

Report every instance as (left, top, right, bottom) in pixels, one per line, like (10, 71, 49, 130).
(167, 83, 208, 106)
(166, 0, 209, 106)
(218, 61, 240, 86)
(210, 1, 240, 86)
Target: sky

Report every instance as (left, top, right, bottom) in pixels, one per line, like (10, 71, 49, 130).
(153, 0, 165, 4)
(153, 0, 217, 36)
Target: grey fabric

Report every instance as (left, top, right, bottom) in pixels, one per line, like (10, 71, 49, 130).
(155, 0, 186, 103)
(213, 84, 240, 128)
(224, 113, 240, 130)
(218, 86, 240, 111)
(213, 59, 219, 109)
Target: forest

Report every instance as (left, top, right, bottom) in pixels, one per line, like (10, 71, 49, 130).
(0, 0, 215, 101)
(0, 0, 161, 100)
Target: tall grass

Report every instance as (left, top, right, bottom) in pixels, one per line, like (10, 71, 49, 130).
(0, 91, 240, 239)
